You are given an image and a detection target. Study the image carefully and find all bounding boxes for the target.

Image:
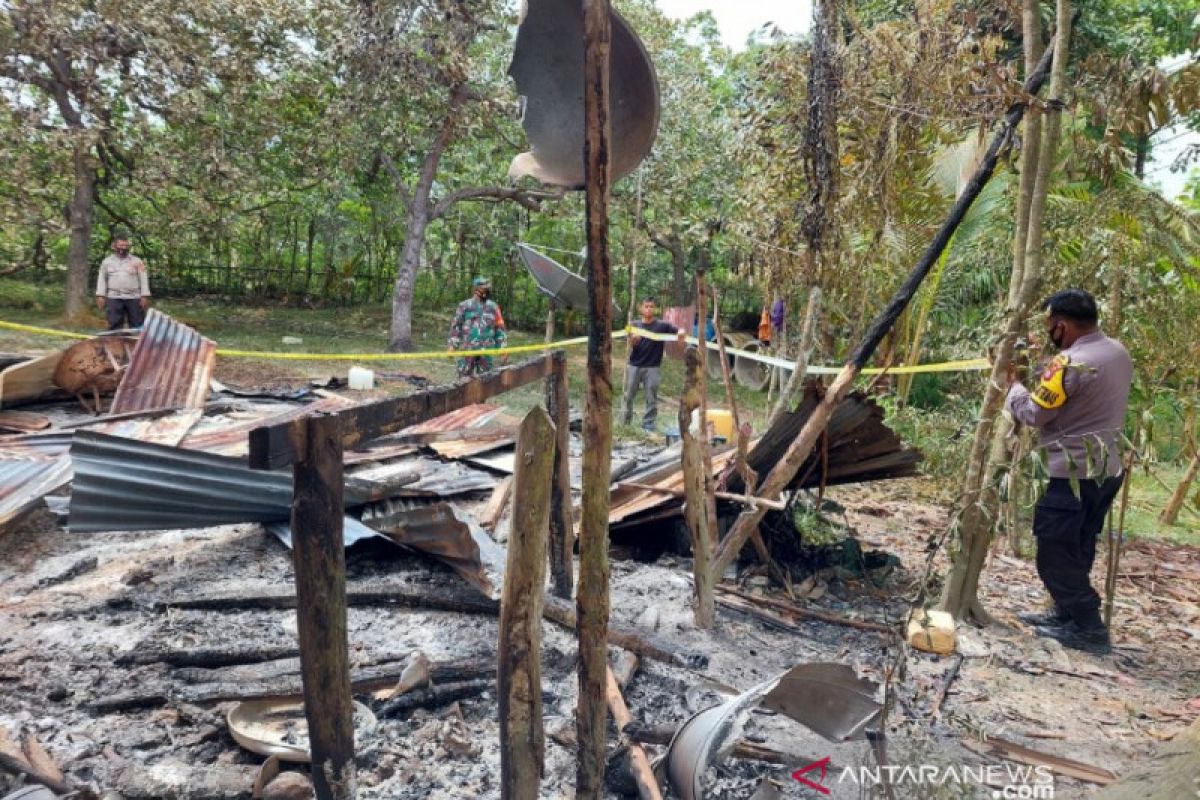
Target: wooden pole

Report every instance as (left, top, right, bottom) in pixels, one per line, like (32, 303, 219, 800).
(768, 288, 822, 429)
(578, 0, 614, 794)
(547, 351, 574, 599)
(1104, 451, 1136, 627)
(605, 667, 663, 800)
(710, 41, 1058, 579)
(291, 413, 355, 800)
(498, 408, 554, 799)
(679, 346, 715, 628)
(709, 288, 741, 432)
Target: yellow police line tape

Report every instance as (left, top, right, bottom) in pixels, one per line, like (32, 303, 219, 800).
(0, 317, 988, 375)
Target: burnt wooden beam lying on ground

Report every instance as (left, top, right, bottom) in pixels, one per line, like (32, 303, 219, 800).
(248, 355, 556, 469)
(137, 585, 708, 671)
(88, 658, 494, 713)
(715, 585, 895, 634)
(376, 679, 491, 719)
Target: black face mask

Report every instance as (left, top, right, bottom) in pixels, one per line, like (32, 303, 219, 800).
(116, 247, 130, 257)
(1048, 321, 1066, 350)
(478, 289, 491, 300)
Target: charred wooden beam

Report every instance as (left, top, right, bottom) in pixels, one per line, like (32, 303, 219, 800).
(249, 355, 555, 469)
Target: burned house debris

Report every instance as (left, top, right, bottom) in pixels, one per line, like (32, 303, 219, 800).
(2, 311, 1186, 800)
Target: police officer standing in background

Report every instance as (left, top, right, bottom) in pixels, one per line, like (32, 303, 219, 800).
(96, 233, 151, 330)
(1006, 289, 1133, 655)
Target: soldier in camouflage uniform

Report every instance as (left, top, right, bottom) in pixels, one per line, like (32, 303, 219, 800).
(448, 276, 508, 377)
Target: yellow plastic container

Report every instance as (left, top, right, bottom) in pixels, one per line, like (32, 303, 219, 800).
(706, 409, 735, 441)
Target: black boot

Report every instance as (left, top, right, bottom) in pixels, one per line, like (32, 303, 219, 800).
(1018, 606, 1071, 627)
(1036, 615, 1111, 655)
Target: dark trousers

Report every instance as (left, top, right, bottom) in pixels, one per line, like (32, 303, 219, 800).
(105, 298, 145, 330)
(1033, 475, 1124, 627)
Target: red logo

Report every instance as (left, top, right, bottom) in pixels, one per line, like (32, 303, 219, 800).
(792, 757, 832, 794)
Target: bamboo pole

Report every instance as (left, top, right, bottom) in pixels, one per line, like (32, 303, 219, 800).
(578, 0, 615, 794)
(710, 42, 1058, 580)
(291, 414, 355, 800)
(499, 408, 554, 799)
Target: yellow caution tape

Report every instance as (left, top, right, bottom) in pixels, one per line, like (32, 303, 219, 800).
(0, 317, 988, 374)
(0, 319, 96, 340)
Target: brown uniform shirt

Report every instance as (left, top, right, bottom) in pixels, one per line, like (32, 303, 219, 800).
(96, 254, 150, 300)
(1006, 330, 1132, 479)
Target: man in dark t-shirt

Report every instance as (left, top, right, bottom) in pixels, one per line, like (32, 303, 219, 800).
(621, 298, 685, 430)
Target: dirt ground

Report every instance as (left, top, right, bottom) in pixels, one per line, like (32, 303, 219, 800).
(2, 468, 1197, 799)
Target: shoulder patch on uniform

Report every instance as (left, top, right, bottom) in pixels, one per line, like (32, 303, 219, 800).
(1032, 354, 1070, 409)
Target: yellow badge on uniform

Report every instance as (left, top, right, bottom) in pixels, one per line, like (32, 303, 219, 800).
(1032, 354, 1070, 409)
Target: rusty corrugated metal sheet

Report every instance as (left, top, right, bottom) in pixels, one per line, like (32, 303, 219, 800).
(110, 310, 216, 414)
(0, 455, 71, 533)
(179, 396, 356, 457)
(401, 404, 503, 435)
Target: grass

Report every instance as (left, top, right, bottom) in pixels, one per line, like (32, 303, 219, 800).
(1122, 462, 1200, 547)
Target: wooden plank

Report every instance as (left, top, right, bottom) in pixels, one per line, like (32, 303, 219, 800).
(0, 351, 64, 408)
(499, 408, 554, 798)
(547, 351, 574, 598)
(480, 475, 514, 530)
(249, 355, 555, 469)
(0, 409, 51, 433)
(290, 414, 354, 800)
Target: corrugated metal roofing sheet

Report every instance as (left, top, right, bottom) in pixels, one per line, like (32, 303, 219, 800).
(69, 431, 376, 534)
(401, 404, 502, 435)
(110, 310, 216, 414)
(179, 396, 356, 458)
(0, 455, 71, 533)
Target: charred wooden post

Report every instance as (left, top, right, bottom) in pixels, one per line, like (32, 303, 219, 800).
(605, 666, 663, 800)
(578, 0, 615, 794)
(679, 346, 715, 628)
(546, 351, 574, 599)
(290, 413, 355, 800)
(499, 408, 555, 798)
(710, 42, 1058, 580)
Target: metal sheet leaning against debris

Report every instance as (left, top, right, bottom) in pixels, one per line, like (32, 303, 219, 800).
(110, 310, 217, 414)
(0, 455, 72, 534)
(362, 500, 508, 599)
(665, 662, 882, 800)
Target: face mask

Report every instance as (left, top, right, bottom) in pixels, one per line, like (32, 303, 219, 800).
(116, 247, 130, 256)
(478, 289, 490, 300)
(1048, 322, 1065, 350)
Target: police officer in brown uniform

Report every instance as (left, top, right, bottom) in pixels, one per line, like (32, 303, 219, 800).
(95, 235, 151, 330)
(1005, 289, 1132, 654)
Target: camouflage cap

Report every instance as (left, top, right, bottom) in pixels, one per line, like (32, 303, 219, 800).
(472, 276, 491, 287)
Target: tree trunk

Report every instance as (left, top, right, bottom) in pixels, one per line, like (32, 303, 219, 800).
(387, 88, 465, 352)
(577, 0, 614, 795)
(390, 215, 428, 351)
(1160, 454, 1199, 525)
(940, 0, 1070, 623)
(65, 138, 97, 320)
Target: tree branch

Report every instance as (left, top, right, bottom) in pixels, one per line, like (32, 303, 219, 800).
(430, 185, 564, 220)
(377, 152, 413, 212)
